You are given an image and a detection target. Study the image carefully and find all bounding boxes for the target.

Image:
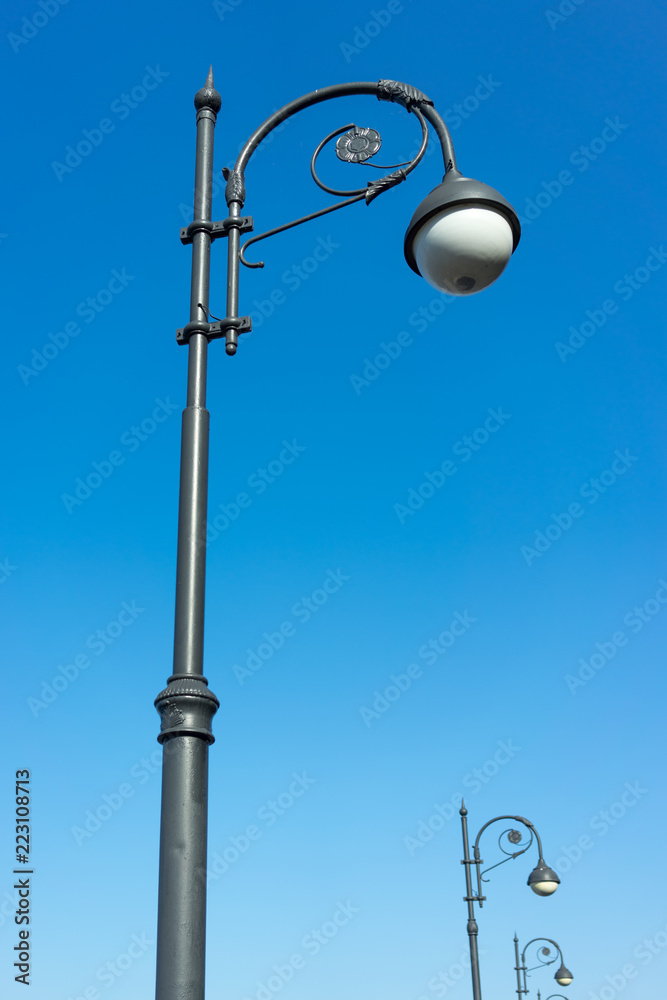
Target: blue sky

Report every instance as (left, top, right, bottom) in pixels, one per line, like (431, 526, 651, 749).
(2, 0, 666, 998)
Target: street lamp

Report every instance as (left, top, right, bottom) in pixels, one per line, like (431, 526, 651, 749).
(537, 994, 573, 1000)
(153, 70, 521, 1000)
(460, 803, 561, 1000)
(514, 935, 574, 998)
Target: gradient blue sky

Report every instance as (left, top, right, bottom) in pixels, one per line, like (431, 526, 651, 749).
(2, 1, 666, 999)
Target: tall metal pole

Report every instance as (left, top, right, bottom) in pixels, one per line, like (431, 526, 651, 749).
(460, 802, 483, 1000)
(154, 69, 221, 1000)
(514, 934, 526, 998)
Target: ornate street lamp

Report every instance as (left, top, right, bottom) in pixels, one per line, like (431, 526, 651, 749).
(460, 803, 561, 1000)
(153, 70, 522, 1000)
(514, 935, 574, 998)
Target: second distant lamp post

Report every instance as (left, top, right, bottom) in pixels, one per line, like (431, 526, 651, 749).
(460, 803, 561, 1000)
(514, 935, 574, 996)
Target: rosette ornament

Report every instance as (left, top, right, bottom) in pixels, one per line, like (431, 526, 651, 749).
(335, 126, 382, 163)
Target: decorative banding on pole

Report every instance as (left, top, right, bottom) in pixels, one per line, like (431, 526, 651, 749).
(155, 674, 219, 744)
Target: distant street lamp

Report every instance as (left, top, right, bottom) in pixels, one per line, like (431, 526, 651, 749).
(460, 803, 560, 1000)
(153, 71, 522, 1000)
(514, 934, 574, 998)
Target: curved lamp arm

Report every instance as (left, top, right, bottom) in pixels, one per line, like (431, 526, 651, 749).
(228, 79, 456, 191)
(522, 937, 564, 971)
(471, 814, 540, 902)
(474, 814, 545, 860)
(216, 78, 456, 354)
(237, 108, 431, 268)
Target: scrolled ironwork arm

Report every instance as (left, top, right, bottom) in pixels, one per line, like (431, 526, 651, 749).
(226, 79, 455, 206)
(474, 814, 544, 859)
(215, 78, 456, 353)
(472, 815, 543, 898)
(522, 937, 564, 972)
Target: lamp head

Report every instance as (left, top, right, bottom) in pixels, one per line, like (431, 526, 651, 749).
(404, 169, 521, 296)
(554, 964, 574, 986)
(527, 858, 561, 896)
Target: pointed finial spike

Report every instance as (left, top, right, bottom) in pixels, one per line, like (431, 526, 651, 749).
(194, 67, 221, 113)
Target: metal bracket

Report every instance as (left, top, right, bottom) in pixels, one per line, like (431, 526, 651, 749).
(180, 216, 254, 245)
(176, 316, 252, 346)
(377, 79, 433, 112)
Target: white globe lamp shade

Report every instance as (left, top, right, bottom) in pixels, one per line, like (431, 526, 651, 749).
(404, 170, 520, 296)
(414, 205, 514, 295)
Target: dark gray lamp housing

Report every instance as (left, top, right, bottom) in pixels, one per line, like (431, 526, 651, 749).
(527, 858, 561, 896)
(554, 964, 574, 986)
(404, 170, 521, 295)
